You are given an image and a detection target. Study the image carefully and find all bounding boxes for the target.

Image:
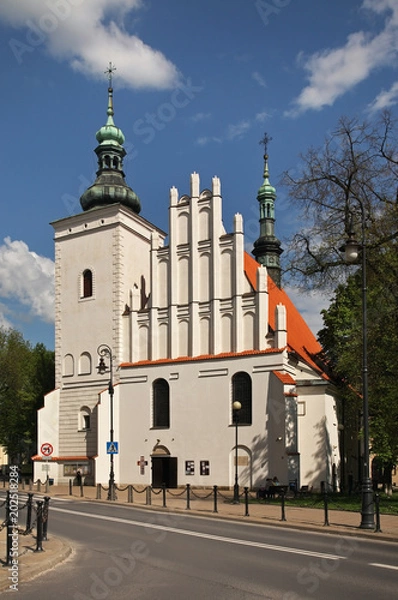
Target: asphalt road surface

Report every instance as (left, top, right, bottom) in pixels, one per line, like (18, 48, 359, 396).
(10, 497, 398, 599)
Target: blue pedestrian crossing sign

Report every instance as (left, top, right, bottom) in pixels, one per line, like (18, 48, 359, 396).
(106, 441, 119, 454)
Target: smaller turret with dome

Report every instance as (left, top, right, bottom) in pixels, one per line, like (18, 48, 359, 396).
(252, 134, 283, 287)
(80, 63, 141, 214)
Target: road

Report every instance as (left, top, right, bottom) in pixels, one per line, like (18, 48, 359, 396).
(10, 497, 398, 599)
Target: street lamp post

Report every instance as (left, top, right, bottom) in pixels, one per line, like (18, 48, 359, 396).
(340, 210, 374, 529)
(97, 344, 116, 501)
(232, 400, 242, 503)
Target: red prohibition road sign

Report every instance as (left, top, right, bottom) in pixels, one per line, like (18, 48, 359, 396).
(40, 443, 54, 457)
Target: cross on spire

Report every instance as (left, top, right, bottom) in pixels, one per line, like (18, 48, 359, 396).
(105, 62, 117, 88)
(259, 132, 272, 156)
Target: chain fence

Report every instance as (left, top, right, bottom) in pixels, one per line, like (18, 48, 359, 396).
(1, 479, 394, 536)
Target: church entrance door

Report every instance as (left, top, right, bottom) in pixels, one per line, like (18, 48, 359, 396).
(151, 456, 177, 488)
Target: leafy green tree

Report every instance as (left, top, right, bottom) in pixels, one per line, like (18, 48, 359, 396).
(283, 111, 398, 491)
(318, 255, 398, 490)
(0, 329, 54, 466)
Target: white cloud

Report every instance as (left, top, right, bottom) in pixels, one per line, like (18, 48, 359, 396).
(0, 238, 54, 325)
(227, 120, 251, 140)
(196, 136, 222, 146)
(190, 112, 212, 123)
(0, 302, 13, 331)
(1, 0, 180, 89)
(252, 71, 267, 88)
(196, 111, 271, 146)
(255, 111, 271, 123)
(367, 80, 398, 112)
(288, 0, 398, 115)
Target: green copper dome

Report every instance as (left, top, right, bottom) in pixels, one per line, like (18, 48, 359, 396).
(257, 155, 276, 201)
(80, 84, 141, 214)
(95, 87, 125, 147)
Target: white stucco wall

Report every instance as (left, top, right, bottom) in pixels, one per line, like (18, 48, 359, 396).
(297, 382, 340, 491)
(94, 352, 301, 488)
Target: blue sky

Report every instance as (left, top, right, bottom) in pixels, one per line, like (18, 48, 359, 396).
(0, 0, 397, 350)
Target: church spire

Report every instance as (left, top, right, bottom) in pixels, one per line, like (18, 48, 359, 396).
(80, 62, 141, 214)
(252, 134, 283, 287)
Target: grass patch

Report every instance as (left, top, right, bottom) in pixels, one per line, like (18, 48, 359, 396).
(252, 492, 398, 515)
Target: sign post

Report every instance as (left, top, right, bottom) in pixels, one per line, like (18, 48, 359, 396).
(40, 443, 53, 483)
(40, 443, 53, 458)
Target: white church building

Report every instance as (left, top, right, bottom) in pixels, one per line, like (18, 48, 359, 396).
(33, 83, 340, 492)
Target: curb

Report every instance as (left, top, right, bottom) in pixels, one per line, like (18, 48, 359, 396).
(0, 535, 73, 592)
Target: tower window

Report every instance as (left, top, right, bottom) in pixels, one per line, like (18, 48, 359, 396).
(152, 379, 170, 428)
(79, 406, 91, 431)
(83, 269, 93, 298)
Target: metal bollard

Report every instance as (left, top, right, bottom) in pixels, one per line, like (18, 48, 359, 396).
(186, 484, 191, 510)
(162, 483, 167, 508)
(35, 501, 44, 552)
(29, 479, 33, 491)
(80, 481, 84, 498)
(5, 491, 12, 566)
(244, 487, 249, 517)
(146, 486, 151, 506)
(69, 479, 73, 495)
(127, 485, 133, 503)
(25, 492, 34, 533)
(37, 480, 41, 492)
(280, 489, 287, 522)
(323, 491, 330, 526)
(374, 493, 382, 533)
(43, 496, 50, 541)
(213, 485, 218, 513)
(96, 483, 101, 499)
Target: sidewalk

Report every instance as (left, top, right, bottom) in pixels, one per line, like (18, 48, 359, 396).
(0, 526, 71, 593)
(1, 484, 397, 591)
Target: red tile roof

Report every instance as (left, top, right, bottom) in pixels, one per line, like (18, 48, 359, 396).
(272, 371, 296, 385)
(31, 455, 92, 461)
(120, 347, 282, 368)
(244, 252, 325, 377)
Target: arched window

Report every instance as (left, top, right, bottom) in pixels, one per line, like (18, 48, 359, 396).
(83, 269, 93, 298)
(79, 406, 91, 431)
(152, 379, 170, 428)
(232, 372, 252, 425)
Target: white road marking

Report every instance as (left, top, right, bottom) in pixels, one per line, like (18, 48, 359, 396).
(369, 563, 398, 571)
(51, 506, 346, 561)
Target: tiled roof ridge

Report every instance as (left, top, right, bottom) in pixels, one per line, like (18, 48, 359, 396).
(31, 455, 94, 461)
(121, 347, 284, 368)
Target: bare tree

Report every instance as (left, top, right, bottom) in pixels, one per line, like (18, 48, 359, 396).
(282, 110, 398, 291)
